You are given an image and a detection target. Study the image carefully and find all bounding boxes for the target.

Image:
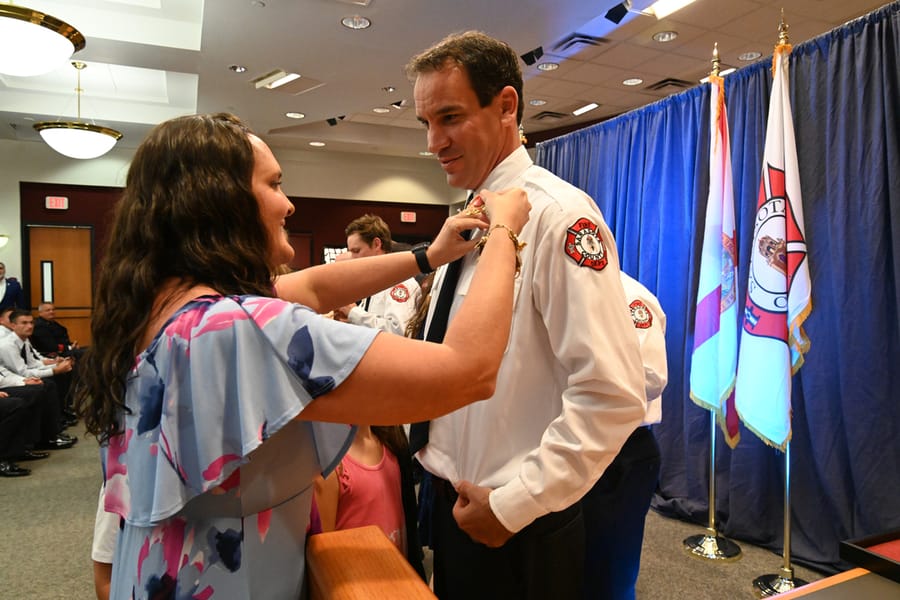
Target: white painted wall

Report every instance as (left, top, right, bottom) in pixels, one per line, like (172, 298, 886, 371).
(0, 138, 461, 278)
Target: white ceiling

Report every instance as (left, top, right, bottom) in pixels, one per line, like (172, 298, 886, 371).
(0, 0, 888, 159)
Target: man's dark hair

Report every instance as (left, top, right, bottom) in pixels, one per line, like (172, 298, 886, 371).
(9, 309, 31, 323)
(406, 30, 524, 125)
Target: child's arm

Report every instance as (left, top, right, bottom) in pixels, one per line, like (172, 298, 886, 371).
(313, 469, 341, 532)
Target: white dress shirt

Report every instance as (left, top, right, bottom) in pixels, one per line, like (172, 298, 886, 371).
(0, 335, 54, 379)
(347, 276, 421, 336)
(620, 273, 668, 425)
(417, 146, 647, 533)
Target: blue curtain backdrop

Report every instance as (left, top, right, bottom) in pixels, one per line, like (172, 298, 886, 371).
(536, 2, 900, 572)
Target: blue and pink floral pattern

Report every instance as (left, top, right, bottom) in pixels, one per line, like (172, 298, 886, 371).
(103, 295, 376, 599)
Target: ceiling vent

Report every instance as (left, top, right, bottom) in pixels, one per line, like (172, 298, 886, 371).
(553, 33, 608, 54)
(645, 77, 694, 92)
(531, 110, 567, 121)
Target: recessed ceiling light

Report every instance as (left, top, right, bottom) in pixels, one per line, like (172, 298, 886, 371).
(738, 51, 762, 61)
(419, 151, 433, 156)
(309, 141, 326, 147)
(529, 99, 547, 106)
(285, 112, 305, 119)
(652, 30, 678, 43)
(623, 78, 643, 86)
(572, 102, 599, 116)
(341, 15, 371, 29)
(372, 107, 390, 113)
(229, 64, 247, 73)
(382, 85, 396, 93)
(537, 62, 559, 72)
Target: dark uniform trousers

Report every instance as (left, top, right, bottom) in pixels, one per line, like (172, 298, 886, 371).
(581, 425, 661, 600)
(430, 475, 585, 600)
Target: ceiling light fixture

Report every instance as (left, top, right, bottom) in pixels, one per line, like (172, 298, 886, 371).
(738, 51, 762, 61)
(33, 61, 122, 160)
(572, 102, 599, 116)
(604, 1, 632, 24)
(529, 99, 547, 106)
(372, 107, 390, 113)
(651, 30, 678, 43)
(309, 141, 326, 147)
(647, 0, 697, 19)
(0, 3, 86, 77)
(341, 15, 370, 29)
(229, 64, 247, 73)
(623, 77, 643, 86)
(382, 85, 396, 93)
(419, 151, 433, 156)
(537, 62, 559, 72)
(254, 70, 301, 89)
(285, 112, 305, 119)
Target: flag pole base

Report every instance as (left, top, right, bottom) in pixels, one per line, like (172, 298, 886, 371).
(752, 568, 808, 597)
(683, 530, 742, 561)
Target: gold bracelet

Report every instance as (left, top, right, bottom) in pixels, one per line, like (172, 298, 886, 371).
(475, 224, 527, 276)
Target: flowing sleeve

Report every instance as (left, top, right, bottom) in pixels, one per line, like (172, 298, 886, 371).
(104, 295, 378, 526)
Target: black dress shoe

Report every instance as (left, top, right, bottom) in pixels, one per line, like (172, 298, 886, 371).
(57, 432, 78, 444)
(16, 450, 50, 461)
(0, 461, 31, 477)
(37, 437, 76, 450)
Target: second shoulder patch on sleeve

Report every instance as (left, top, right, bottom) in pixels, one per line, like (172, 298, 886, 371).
(629, 299, 653, 329)
(564, 217, 608, 271)
(390, 284, 411, 303)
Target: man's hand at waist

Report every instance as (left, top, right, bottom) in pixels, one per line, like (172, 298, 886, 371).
(453, 480, 514, 548)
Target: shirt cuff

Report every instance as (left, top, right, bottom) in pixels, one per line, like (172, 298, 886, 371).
(488, 476, 549, 534)
(347, 305, 365, 324)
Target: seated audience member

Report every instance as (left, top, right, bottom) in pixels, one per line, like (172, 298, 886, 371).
(333, 214, 422, 335)
(0, 309, 76, 414)
(32, 302, 86, 359)
(0, 307, 14, 341)
(0, 263, 25, 311)
(0, 390, 42, 477)
(0, 363, 75, 449)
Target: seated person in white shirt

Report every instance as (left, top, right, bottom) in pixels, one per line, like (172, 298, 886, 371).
(333, 214, 422, 335)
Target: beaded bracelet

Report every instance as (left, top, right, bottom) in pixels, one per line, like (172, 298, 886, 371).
(475, 223, 527, 277)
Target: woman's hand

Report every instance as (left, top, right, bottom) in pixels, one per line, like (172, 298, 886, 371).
(477, 188, 531, 234)
(425, 209, 489, 268)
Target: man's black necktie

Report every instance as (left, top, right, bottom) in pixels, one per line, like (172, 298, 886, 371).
(409, 193, 473, 453)
(20, 343, 27, 362)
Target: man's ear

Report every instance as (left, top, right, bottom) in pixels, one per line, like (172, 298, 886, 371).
(372, 237, 383, 252)
(499, 86, 519, 123)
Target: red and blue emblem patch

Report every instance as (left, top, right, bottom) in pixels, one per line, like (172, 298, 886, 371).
(390, 284, 411, 303)
(564, 217, 607, 270)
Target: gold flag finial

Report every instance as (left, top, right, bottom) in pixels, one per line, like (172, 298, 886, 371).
(710, 42, 721, 77)
(778, 8, 790, 45)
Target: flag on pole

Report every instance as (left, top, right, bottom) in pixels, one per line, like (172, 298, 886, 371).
(690, 71, 740, 448)
(735, 40, 812, 450)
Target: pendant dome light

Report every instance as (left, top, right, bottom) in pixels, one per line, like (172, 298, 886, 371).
(33, 61, 123, 160)
(0, 3, 85, 77)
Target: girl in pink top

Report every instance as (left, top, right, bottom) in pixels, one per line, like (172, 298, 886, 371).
(311, 425, 426, 578)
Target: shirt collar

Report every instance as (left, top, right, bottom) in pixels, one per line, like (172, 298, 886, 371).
(472, 145, 533, 198)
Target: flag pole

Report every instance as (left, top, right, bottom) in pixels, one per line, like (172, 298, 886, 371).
(682, 408, 741, 560)
(683, 43, 742, 562)
(752, 441, 808, 596)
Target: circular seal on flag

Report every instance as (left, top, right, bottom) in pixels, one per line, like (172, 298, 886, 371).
(390, 284, 410, 303)
(629, 299, 652, 329)
(564, 217, 607, 270)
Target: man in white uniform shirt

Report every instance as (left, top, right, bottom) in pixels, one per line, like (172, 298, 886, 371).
(407, 31, 646, 599)
(581, 273, 667, 600)
(334, 214, 422, 335)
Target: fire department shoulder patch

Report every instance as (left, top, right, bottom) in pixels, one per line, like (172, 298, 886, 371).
(629, 299, 652, 329)
(564, 217, 607, 270)
(390, 284, 411, 303)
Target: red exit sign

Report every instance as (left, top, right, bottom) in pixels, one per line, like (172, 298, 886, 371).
(400, 211, 417, 223)
(45, 196, 69, 210)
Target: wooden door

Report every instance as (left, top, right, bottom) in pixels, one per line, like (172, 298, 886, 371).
(27, 226, 93, 346)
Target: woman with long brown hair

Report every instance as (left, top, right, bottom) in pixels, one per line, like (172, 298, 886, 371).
(76, 113, 529, 599)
